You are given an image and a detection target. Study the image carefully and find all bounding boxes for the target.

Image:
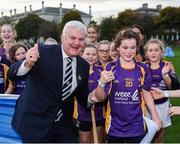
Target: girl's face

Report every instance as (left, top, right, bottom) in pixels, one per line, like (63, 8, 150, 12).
(82, 47, 97, 65)
(98, 44, 110, 62)
(119, 39, 137, 62)
(14, 47, 27, 61)
(1, 25, 14, 43)
(110, 43, 119, 60)
(146, 43, 163, 63)
(87, 27, 98, 43)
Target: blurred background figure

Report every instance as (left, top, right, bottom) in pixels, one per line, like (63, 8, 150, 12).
(131, 24, 145, 62)
(109, 41, 119, 61)
(86, 23, 100, 48)
(44, 38, 58, 45)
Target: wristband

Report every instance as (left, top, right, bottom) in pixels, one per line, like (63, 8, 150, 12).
(162, 73, 169, 78)
(164, 91, 170, 98)
(98, 80, 105, 88)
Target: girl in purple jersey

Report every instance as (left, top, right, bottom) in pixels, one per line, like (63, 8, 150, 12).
(144, 39, 178, 143)
(97, 40, 112, 67)
(109, 41, 119, 61)
(0, 24, 16, 66)
(9, 43, 28, 94)
(73, 44, 105, 143)
(89, 30, 162, 143)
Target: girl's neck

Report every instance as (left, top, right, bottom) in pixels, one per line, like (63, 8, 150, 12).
(3, 41, 13, 49)
(120, 57, 135, 69)
(150, 60, 160, 69)
(99, 59, 108, 67)
(92, 40, 98, 45)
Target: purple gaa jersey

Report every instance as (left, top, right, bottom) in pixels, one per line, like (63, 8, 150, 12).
(74, 64, 105, 121)
(148, 60, 174, 104)
(104, 59, 151, 138)
(0, 64, 9, 93)
(0, 48, 11, 66)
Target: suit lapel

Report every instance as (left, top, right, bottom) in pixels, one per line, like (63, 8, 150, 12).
(76, 56, 83, 86)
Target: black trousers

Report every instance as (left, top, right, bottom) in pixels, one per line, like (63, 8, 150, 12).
(38, 118, 78, 143)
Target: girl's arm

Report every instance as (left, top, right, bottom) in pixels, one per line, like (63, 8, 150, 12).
(168, 106, 180, 116)
(89, 70, 114, 102)
(142, 89, 162, 130)
(151, 87, 180, 99)
(162, 62, 172, 89)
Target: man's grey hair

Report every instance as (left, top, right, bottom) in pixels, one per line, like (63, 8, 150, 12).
(62, 20, 87, 36)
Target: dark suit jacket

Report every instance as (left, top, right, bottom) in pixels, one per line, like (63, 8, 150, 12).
(8, 44, 90, 142)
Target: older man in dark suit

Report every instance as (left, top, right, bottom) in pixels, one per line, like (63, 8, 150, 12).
(8, 21, 91, 143)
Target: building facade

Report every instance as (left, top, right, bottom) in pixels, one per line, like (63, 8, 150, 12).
(0, 1, 92, 26)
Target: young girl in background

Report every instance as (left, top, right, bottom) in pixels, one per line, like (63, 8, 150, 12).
(131, 24, 145, 62)
(73, 44, 105, 143)
(9, 43, 28, 94)
(86, 23, 100, 48)
(0, 24, 16, 66)
(144, 39, 178, 143)
(97, 40, 112, 67)
(109, 41, 119, 61)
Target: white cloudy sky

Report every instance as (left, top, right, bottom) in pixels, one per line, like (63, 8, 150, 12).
(0, 0, 180, 20)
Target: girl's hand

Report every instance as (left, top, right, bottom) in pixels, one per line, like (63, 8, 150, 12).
(168, 106, 180, 116)
(100, 70, 115, 84)
(162, 62, 171, 75)
(150, 87, 164, 100)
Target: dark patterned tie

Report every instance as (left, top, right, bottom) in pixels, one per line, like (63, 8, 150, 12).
(62, 57, 73, 101)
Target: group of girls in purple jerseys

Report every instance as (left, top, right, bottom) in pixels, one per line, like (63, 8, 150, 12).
(74, 23, 180, 143)
(0, 24, 27, 95)
(1, 22, 179, 143)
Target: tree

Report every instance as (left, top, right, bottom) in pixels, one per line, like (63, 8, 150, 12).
(155, 7, 180, 32)
(39, 21, 58, 41)
(99, 16, 117, 41)
(57, 10, 83, 36)
(15, 14, 45, 40)
(131, 13, 156, 40)
(116, 9, 136, 30)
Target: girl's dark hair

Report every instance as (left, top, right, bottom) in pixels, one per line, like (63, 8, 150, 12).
(115, 30, 140, 49)
(131, 24, 145, 36)
(10, 43, 28, 63)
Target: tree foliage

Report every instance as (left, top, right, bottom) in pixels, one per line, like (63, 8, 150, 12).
(155, 7, 180, 32)
(15, 14, 45, 40)
(99, 16, 117, 41)
(58, 10, 83, 36)
(39, 21, 58, 41)
(116, 9, 136, 29)
(131, 13, 156, 40)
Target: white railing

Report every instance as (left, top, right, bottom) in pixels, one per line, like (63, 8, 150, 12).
(0, 94, 19, 99)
